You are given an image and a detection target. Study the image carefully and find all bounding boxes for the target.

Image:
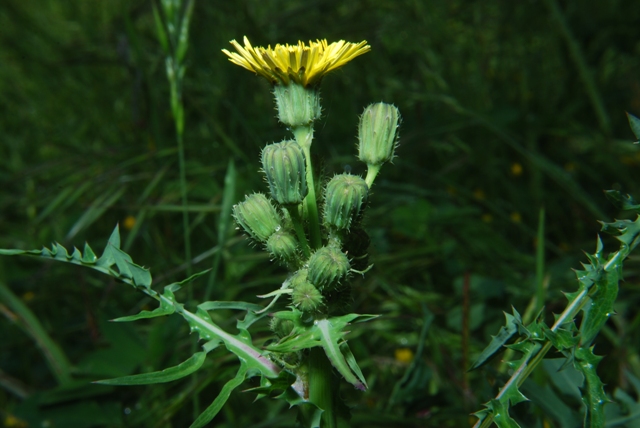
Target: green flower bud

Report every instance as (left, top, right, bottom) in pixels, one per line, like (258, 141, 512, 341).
(290, 269, 323, 312)
(273, 83, 321, 127)
(262, 140, 308, 206)
(358, 102, 400, 166)
(307, 246, 350, 290)
(270, 317, 295, 339)
(323, 174, 368, 230)
(266, 230, 300, 267)
(233, 193, 282, 242)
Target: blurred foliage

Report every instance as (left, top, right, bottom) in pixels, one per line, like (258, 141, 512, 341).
(2, 0, 640, 426)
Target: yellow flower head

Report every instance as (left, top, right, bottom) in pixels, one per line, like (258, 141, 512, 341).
(222, 36, 370, 87)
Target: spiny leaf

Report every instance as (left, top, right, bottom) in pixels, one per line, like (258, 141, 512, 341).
(470, 309, 521, 370)
(94, 352, 207, 385)
(490, 399, 522, 428)
(111, 287, 178, 322)
(190, 363, 249, 428)
(266, 311, 376, 390)
(579, 267, 618, 347)
(604, 190, 640, 212)
(574, 347, 609, 428)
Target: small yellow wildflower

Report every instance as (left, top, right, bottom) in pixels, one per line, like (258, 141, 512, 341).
(22, 291, 35, 302)
(511, 162, 523, 176)
(481, 213, 493, 223)
(394, 347, 414, 364)
(510, 212, 522, 223)
(123, 215, 136, 230)
(222, 36, 370, 87)
(473, 188, 485, 200)
(564, 162, 576, 172)
(4, 415, 27, 428)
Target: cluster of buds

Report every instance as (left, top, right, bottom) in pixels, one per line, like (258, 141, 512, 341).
(225, 37, 400, 319)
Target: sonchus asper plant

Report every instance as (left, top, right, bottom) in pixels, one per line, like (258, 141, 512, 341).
(0, 37, 400, 428)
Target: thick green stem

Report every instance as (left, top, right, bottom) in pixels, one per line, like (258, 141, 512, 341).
(292, 125, 322, 250)
(364, 164, 382, 188)
(286, 205, 311, 259)
(308, 347, 337, 428)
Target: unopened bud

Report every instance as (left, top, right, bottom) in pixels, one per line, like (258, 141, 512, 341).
(290, 269, 324, 312)
(262, 140, 308, 205)
(270, 317, 295, 338)
(323, 174, 368, 230)
(266, 230, 300, 267)
(233, 193, 281, 242)
(307, 246, 350, 290)
(358, 103, 400, 166)
(273, 83, 321, 127)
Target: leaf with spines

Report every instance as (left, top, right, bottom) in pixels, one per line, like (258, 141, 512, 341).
(604, 190, 640, 212)
(267, 310, 377, 390)
(574, 347, 609, 427)
(470, 308, 521, 370)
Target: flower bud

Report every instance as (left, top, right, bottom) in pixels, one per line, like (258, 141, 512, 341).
(323, 174, 368, 230)
(262, 140, 308, 206)
(290, 269, 324, 312)
(273, 83, 321, 127)
(266, 230, 300, 267)
(233, 193, 281, 242)
(270, 317, 295, 338)
(358, 103, 400, 166)
(307, 246, 350, 290)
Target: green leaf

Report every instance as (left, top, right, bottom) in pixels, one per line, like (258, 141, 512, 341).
(627, 112, 640, 141)
(175, 0, 194, 64)
(604, 190, 640, 212)
(470, 309, 521, 370)
(490, 399, 522, 428)
(190, 363, 248, 428)
(267, 312, 376, 390)
(94, 351, 206, 385)
(111, 287, 178, 322)
(574, 347, 609, 428)
(153, 4, 170, 53)
(579, 268, 618, 347)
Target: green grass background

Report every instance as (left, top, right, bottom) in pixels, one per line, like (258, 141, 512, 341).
(2, 0, 640, 426)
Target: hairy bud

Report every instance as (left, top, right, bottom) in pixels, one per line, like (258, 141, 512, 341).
(270, 317, 295, 339)
(307, 246, 350, 290)
(358, 102, 400, 166)
(262, 141, 308, 206)
(323, 174, 368, 230)
(233, 193, 281, 242)
(290, 269, 324, 312)
(273, 83, 321, 127)
(266, 230, 300, 267)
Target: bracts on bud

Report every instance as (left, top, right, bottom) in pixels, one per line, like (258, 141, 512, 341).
(273, 83, 322, 127)
(262, 140, 308, 206)
(307, 246, 350, 290)
(290, 269, 324, 312)
(323, 174, 368, 230)
(233, 193, 282, 242)
(358, 102, 400, 167)
(266, 230, 300, 267)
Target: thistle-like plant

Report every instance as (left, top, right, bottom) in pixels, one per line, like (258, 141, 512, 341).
(0, 37, 400, 428)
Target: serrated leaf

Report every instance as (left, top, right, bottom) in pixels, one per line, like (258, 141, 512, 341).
(190, 363, 248, 428)
(490, 399, 522, 428)
(94, 351, 206, 385)
(470, 310, 520, 370)
(267, 312, 375, 390)
(574, 347, 608, 428)
(604, 190, 640, 212)
(579, 268, 618, 347)
(112, 288, 178, 322)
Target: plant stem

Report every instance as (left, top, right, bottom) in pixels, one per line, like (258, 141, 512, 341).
(286, 205, 311, 259)
(308, 347, 337, 428)
(364, 164, 382, 188)
(292, 125, 322, 250)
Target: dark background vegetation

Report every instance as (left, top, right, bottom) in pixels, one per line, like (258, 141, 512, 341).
(2, 0, 640, 426)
